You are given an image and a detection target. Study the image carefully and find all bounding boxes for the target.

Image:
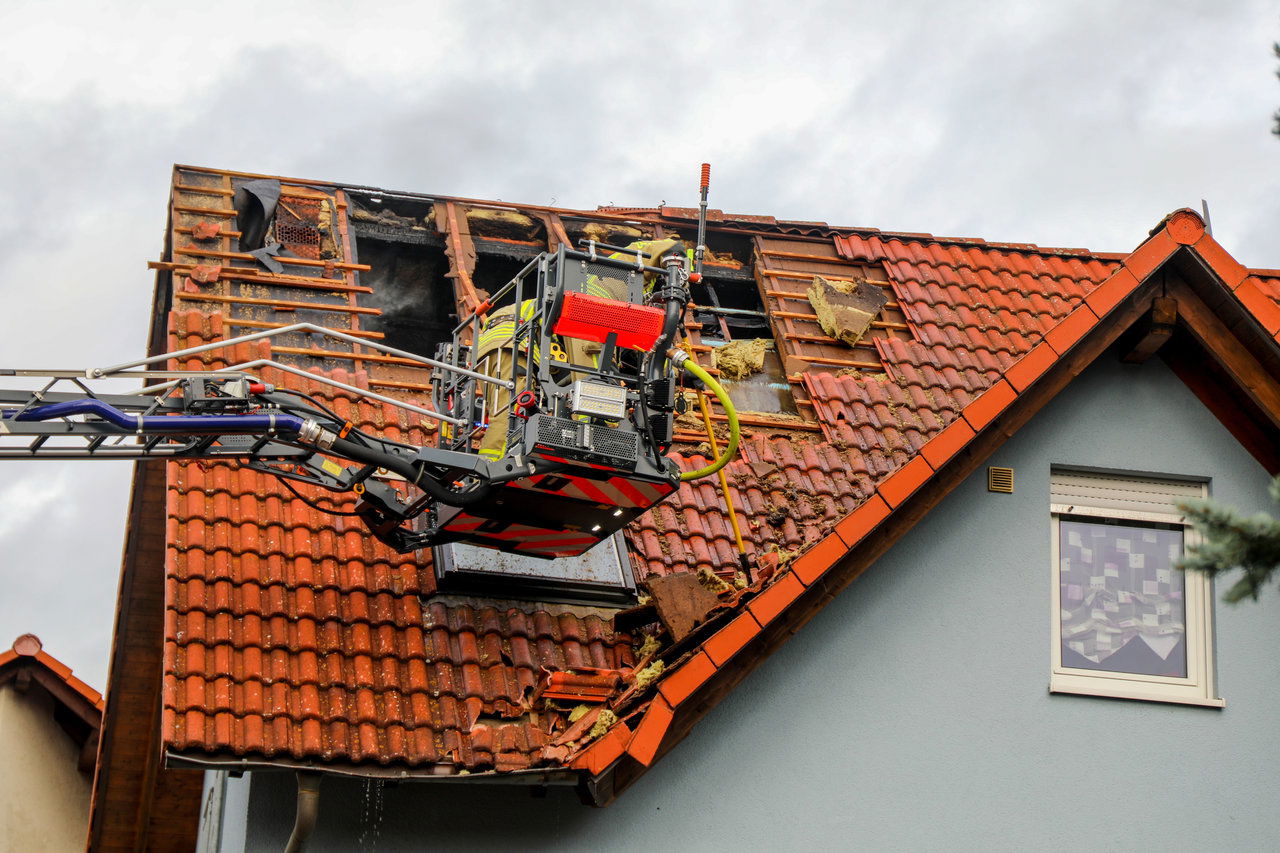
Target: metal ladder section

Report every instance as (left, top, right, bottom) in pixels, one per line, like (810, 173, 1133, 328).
(0, 323, 509, 460)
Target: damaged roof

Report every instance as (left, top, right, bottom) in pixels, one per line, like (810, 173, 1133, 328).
(136, 166, 1280, 798)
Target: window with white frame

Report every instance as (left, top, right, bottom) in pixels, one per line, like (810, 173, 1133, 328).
(1050, 469, 1222, 707)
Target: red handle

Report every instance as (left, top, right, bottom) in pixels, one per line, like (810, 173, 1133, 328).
(514, 390, 538, 419)
(700, 163, 711, 190)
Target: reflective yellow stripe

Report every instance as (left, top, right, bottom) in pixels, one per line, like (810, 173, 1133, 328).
(477, 321, 515, 351)
(477, 299, 538, 354)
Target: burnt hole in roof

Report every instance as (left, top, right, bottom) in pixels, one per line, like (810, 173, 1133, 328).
(690, 277, 771, 341)
(704, 279, 765, 313)
(347, 191, 436, 224)
(477, 253, 542, 311)
(664, 227, 753, 268)
(561, 218, 653, 249)
(355, 238, 455, 360)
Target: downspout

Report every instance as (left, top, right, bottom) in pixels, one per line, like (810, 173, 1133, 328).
(284, 771, 322, 853)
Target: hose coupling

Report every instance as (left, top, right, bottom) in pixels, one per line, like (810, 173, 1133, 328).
(298, 419, 337, 450)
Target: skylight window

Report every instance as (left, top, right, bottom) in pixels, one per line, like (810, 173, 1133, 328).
(432, 533, 637, 605)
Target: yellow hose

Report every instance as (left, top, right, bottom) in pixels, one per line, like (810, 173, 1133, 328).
(693, 368, 749, 557)
(677, 357, 740, 481)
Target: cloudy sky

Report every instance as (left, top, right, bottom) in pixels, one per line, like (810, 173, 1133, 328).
(0, 0, 1276, 688)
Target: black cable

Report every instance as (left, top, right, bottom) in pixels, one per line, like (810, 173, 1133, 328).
(328, 435, 494, 506)
(268, 389, 492, 505)
(272, 388, 344, 423)
(270, 389, 421, 455)
(634, 353, 666, 465)
(275, 475, 365, 516)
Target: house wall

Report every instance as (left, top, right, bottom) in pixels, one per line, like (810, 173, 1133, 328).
(230, 351, 1280, 852)
(196, 771, 250, 853)
(0, 684, 93, 852)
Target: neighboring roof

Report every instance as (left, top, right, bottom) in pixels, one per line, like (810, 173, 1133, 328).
(0, 633, 103, 779)
(128, 168, 1280, 798)
(0, 633, 103, 714)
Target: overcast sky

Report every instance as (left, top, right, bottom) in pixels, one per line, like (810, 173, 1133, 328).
(0, 0, 1276, 689)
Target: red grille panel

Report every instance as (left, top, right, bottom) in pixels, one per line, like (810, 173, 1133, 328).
(554, 291, 666, 351)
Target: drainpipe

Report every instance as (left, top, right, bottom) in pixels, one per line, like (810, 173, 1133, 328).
(284, 771, 322, 853)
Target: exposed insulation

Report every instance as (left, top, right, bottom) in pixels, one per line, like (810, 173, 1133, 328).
(632, 660, 665, 691)
(351, 207, 430, 229)
(712, 338, 769, 380)
(806, 275, 888, 348)
(466, 207, 540, 241)
(635, 633, 661, 660)
(317, 198, 342, 261)
(696, 566, 733, 594)
(579, 222, 649, 245)
(587, 709, 618, 739)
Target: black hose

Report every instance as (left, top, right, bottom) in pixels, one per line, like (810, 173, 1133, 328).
(328, 436, 494, 507)
(645, 300, 684, 386)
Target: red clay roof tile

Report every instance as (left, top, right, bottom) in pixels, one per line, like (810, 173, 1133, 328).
(746, 572, 806, 627)
(702, 611, 764, 667)
(792, 533, 848, 587)
(656, 651, 716, 707)
(961, 379, 1017, 432)
(626, 696, 675, 766)
(570, 721, 632, 776)
(1236, 280, 1280, 335)
(1124, 230, 1179, 282)
(1165, 210, 1205, 245)
(1044, 305, 1100, 356)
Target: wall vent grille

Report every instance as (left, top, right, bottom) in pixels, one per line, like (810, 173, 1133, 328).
(988, 466, 1014, 493)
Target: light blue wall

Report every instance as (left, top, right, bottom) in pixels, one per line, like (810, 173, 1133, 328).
(238, 352, 1280, 852)
(196, 771, 249, 853)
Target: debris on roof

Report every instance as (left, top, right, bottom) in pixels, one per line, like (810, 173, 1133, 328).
(645, 572, 727, 642)
(533, 668, 626, 705)
(631, 659, 665, 691)
(712, 338, 770, 380)
(587, 709, 618, 740)
(806, 274, 889, 348)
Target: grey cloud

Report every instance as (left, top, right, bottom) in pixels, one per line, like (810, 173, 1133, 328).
(0, 0, 1277, 684)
